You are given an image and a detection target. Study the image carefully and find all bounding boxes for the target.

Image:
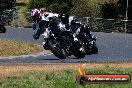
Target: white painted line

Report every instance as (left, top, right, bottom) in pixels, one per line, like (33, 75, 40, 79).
(0, 51, 53, 60)
(0, 39, 53, 60)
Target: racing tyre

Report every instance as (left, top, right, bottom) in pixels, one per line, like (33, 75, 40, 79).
(74, 50, 85, 58)
(83, 44, 92, 55)
(47, 39, 66, 59)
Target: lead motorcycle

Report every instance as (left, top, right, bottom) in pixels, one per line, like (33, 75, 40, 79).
(42, 19, 85, 59)
(71, 22, 98, 55)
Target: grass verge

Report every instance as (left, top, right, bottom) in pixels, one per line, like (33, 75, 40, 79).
(0, 63, 132, 88)
(0, 39, 43, 57)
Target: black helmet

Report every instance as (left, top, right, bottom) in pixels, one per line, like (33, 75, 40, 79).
(59, 11, 69, 24)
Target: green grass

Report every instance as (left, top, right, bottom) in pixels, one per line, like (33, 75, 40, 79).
(0, 67, 132, 88)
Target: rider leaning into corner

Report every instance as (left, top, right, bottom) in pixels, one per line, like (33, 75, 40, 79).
(31, 8, 58, 40)
(31, 8, 46, 39)
(55, 10, 94, 41)
(31, 8, 94, 45)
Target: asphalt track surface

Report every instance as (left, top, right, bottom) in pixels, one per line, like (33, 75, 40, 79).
(0, 27, 132, 63)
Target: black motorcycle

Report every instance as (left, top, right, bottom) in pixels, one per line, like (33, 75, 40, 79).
(58, 30, 85, 58)
(77, 31, 92, 55)
(0, 21, 6, 33)
(89, 35, 98, 54)
(42, 20, 85, 59)
(73, 23, 98, 55)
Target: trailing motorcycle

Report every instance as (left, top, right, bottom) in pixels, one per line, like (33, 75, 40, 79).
(78, 31, 98, 54)
(90, 35, 98, 54)
(43, 28, 67, 59)
(72, 23, 98, 55)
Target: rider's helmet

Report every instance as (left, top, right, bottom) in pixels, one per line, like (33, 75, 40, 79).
(31, 9, 40, 22)
(59, 11, 69, 24)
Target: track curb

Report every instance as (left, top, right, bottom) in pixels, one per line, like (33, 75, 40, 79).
(0, 50, 52, 59)
(0, 43, 52, 59)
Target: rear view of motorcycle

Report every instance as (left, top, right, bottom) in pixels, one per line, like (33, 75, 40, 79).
(75, 24, 98, 55)
(83, 30, 98, 54)
(42, 19, 85, 59)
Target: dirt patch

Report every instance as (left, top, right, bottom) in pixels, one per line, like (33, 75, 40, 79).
(0, 63, 132, 78)
(0, 39, 43, 57)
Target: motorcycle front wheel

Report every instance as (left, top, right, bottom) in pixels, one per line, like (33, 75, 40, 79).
(83, 44, 92, 55)
(47, 39, 66, 59)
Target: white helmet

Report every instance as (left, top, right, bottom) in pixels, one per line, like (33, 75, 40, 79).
(31, 9, 40, 16)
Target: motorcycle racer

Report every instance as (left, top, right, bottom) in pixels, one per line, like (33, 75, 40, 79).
(57, 11, 93, 42)
(31, 9, 44, 39)
(31, 8, 59, 40)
